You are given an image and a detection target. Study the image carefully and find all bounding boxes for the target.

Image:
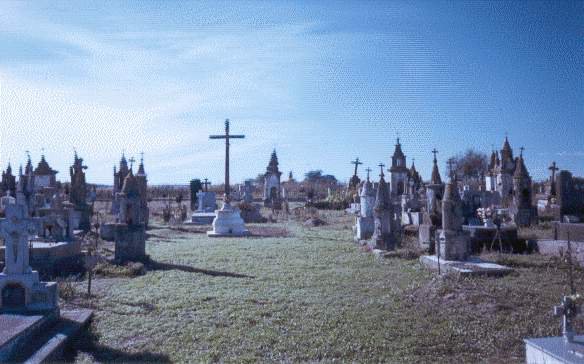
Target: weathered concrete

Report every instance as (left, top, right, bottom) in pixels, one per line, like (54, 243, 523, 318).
(537, 240, 584, 267)
(525, 336, 584, 364)
(419, 255, 513, 276)
(0, 312, 58, 362)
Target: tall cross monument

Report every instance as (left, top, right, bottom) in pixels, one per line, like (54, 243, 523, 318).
(210, 119, 245, 203)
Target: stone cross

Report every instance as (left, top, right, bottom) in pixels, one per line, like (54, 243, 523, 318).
(365, 167, 372, 182)
(202, 178, 211, 192)
(351, 158, 363, 177)
(378, 163, 385, 178)
(209, 119, 245, 202)
(0, 205, 37, 275)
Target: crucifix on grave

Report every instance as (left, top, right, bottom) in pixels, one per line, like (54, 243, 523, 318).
(0, 205, 37, 275)
(351, 158, 363, 178)
(549, 161, 559, 197)
(378, 163, 386, 178)
(209, 119, 245, 203)
(365, 167, 372, 182)
(202, 178, 211, 192)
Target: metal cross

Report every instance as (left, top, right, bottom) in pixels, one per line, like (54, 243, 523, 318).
(365, 167, 372, 181)
(520, 146, 525, 157)
(554, 294, 581, 343)
(129, 157, 136, 170)
(350, 158, 363, 177)
(378, 163, 385, 178)
(432, 148, 438, 162)
(202, 178, 211, 192)
(209, 119, 245, 202)
(549, 161, 559, 196)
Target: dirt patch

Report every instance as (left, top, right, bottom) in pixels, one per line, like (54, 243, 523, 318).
(248, 226, 291, 238)
(304, 218, 327, 227)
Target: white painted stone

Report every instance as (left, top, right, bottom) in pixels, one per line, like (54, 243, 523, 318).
(207, 202, 250, 237)
(419, 255, 512, 276)
(525, 336, 584, 364)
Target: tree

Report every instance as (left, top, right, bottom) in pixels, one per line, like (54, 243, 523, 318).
(448, 149, 488, 180)
(304, 170, 323, 183)
(190, 179, 202, 210)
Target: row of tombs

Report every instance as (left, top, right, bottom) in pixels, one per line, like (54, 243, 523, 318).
(346, 137, 584, 363)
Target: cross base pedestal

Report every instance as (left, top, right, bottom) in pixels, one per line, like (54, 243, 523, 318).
(207, 202, 250, 237)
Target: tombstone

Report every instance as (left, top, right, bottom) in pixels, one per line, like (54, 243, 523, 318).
(69, 152, 92, 231)
(0, 204, 58, 313)
(437, 182, 470, 261)
(354, 169, 375, 242)
(197, 191, 217, 213)
(207, 119, 250, 237)
(368, 166, 399, 250)
(242, 180, 254, 204)
(100, 167, 148, 263)
(263, 150, 282, 209)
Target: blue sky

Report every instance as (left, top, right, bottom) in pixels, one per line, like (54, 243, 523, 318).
(0, 1, 582, 185)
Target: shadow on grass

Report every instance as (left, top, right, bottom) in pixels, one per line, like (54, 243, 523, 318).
(147, 260, 256, 279)
(66, 329, 171, 363)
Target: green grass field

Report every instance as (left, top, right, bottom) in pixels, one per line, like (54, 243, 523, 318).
(67, 212, 584, 363)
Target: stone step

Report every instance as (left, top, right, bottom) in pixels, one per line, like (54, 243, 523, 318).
(18, 309, 93, 364)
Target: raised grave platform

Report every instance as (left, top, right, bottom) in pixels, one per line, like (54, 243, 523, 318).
(185, 212, 216, 225)
(0, 312, 58, 362)
(419, 255, 513, 276)
(525, 336, 584, 364)
(0, 241, 83, 274)
(0, 309, 93, 363)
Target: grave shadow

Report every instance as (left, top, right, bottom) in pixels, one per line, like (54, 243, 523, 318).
(146, 260, 255, 279)
(65, 329, 172, 363)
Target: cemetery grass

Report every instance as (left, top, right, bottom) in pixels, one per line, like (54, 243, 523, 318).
(68, 212, 584, 363)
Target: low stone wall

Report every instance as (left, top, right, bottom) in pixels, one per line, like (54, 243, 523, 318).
(462, 225, 518, 253)
(537, 240, 584, 267)
(553, 223, 584, 242)
(0, 241, 83, 275)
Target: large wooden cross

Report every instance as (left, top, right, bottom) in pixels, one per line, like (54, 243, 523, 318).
(350, 158, 363, 177)
(209, 119, 245, 202)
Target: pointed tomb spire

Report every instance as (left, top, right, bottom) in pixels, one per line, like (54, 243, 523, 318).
(430, 148, 442, 185)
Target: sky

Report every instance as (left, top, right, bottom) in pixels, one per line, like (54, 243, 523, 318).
(0, 1, 582, 185)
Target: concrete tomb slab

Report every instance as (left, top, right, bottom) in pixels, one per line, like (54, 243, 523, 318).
(419, 255, 513, 276)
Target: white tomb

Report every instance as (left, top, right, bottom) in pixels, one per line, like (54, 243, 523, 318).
(0, 205, 58, 313)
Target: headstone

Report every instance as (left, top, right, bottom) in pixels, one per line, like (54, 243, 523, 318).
(354, 173, 375, 242)
(368, 166, 399, 250)
(197, 191, 217, 213)
(243, 180, 254, 204)
(437, 182, 470, 261)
